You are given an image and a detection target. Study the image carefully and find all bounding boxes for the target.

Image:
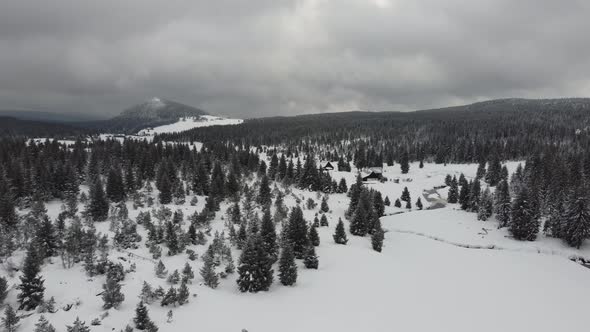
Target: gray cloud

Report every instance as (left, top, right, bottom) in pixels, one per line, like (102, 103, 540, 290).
(1, 0, 589, 118)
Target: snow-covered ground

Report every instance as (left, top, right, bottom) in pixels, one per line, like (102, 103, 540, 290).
(138, 115, 243, 135)
(2, 161, 589, 332)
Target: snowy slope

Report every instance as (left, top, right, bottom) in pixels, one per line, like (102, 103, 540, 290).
(138, 115, 243, 135)
(2, 161, 589, 332)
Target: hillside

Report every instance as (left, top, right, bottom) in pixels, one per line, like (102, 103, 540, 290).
(87, 98, 209, 133)
(0, 116, 93, 137)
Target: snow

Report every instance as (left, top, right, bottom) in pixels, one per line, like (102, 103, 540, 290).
(2, 161, 589, 332)
(139, 115, 243, 135)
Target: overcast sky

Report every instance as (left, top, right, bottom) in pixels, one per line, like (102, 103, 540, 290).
(1, 0, 589, 118)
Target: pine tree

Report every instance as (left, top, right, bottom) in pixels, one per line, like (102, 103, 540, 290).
(447, 176, 459, 204)
(347, 173, 363, 216)
(2, 305, 19, 332)
(66, 317, 90, 332)
(371, 219, 385, 252)
(134, 301, 152, 330)
(89, 177, 109, 222)
(278, 243, 297, 286)
(200, 253, 219, 289)
(159, 174, 172, 205)
(0, 276, 8, 304)
(160, 286, 177, 307)
(236, 234, 274, 293)
(394, 198, 401, 208)
(459, 180, 471, 210)
(468, 180, 481, 212)
(155, 260, 167, 278)
(338, 178, 348, 193)
(320, 214, 329, 227)
(350, 189, 371, 236)
(333, 218, 348, 244)
(17, 244, 45, 310)
(384, 196, 391, 206)
(139, 281, 155, 304)
(309, 224, 320, 246)
(102, 274, 125, 309)
(257, 175, 272, 207)
(35, 216, 58, 258)
(182, 262, 194, 282)
(510, 188, 539, 241)
(563, 190, 590, 248)
(260, 208, 278, 262)
(400, 187, 410, 202)
(303, 245, 319, 269)
(494, 180, 512, 228)
(34, 315, 56, 332)
(400, 151, 410, 174)
(177, 280, 190, 305)
(415, 197, 423, 210)
(106, 168, 125, 203)
(320, 196, 329, 212)
(167, 269, 180, 284)
(285, 206, 309, 258)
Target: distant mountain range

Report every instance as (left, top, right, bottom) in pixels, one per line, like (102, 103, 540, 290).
(1, 97, 590, 137)
(84, 98, 209, 133)
(0, 109, 106, 122)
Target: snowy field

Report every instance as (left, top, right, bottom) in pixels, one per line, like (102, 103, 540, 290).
(1, 161, 589, 332)
(138, 115, 243, 135)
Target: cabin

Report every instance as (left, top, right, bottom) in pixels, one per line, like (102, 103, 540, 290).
(362, 171, 382, 181)
(323, 162, 335, 171)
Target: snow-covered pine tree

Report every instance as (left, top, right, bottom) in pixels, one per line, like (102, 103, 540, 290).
(160, 286, 177, 307)
(34, 315, 56, 332)
(309, 224, 320, 246)
(236, 234, 274, 293)
(155, 260, 168, 278)
(372, 219, 385, 252)
(66, 317, 90, 332)
(17, 244, 45, 310)
(416, 197, 423, 210)
(177, 280, 190, 305)
(494, 179, 512, 228)
(477, 188, 493, 221)
(102, 274, 125, 309)
(2, 305, 19, 332)
(200, 252, 219, 289)
(303, 245, 319, 269)
(510, 187, 539, 241)
(278, 243, 297, 286)
(260, 208, 278, 262)
(89, 177, 109, 222)
(563, 189, 590, 248)
(333, 218, 348, 244)
(134, 301, 153, 330)
(447, 176, 459, 204)
(106, 168, 125, 203)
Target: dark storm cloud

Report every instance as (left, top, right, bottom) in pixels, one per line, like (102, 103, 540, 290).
(1, 0, 589, 118)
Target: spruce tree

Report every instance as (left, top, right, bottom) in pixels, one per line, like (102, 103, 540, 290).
(303, 245, 319, 269)
(333, 218, 348, 244)
(134, 301, 152, 330)
(177, 280, 190, 305)
(35, 216, 58, 258)
(477, 188, 493, 221)
(371, 219, 385, 252)
(510, 188, 539, 241)
(394, 198, 401, 208)
(17, 245, 45, 310)
(400, 151, 410, 174)
(236, 234, 273, 293)
(257, 175, 272, 207)
(459, 180, 470, 210)
(309, 224, 320, 246)
(34, 315, 56, 332)
(320, 214, 329, 227)
(285, 206, 309, 258)
(200, 253, 219, 289)
(158, 174, 172, 205)
(2, 305, 19, 332)
(160, 286, 177, 307)
(106, 168, 125, 203)
(400, 187, 410, 202)
(447, 176, 459, 204)
(384, 196, 391, 206)
(66, 317, 90, 332)
(260, 208, 278, 262)
(102, 274, 125, 309)
(415, 197, 423, 210)
(155, 260, 167, 278)
(563, 190, 590, 248)
(89, 177, 109, 222)
(278, 243, 297, 286)
(320, 196, 329, 212)
(0, 277, 8, 304)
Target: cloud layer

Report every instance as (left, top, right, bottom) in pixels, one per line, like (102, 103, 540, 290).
(1, 0, 589, 118)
